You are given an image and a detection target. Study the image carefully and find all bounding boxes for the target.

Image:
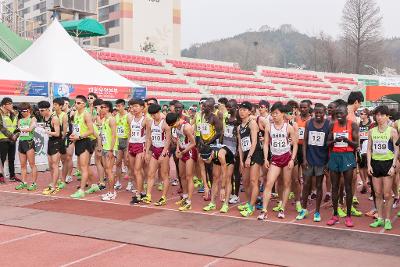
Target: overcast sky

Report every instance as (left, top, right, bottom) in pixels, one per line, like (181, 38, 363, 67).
(181, 0, 400, 48)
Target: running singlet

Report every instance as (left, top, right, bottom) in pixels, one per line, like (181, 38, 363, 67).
(239, 120, 261, 153)
(306, 119, 330, 166)
(223, 119, 237, 155)
(296, 116, 309, 145)
(73, 111, 95, 140)
(151, 119, 166, 148)
(101, 117, 118, 151)
(269, 123, 291, 156)
(129, 116, 146, 144)
(359, 120, 371, 154)
(19, 117, 33, 141)
(199, 115, 216, 143)
(371, 126, 394, 161)
(332, 120, 354, 152)
(43, 115, 61, 140)
(175, 122, 189, 149)
(115, 113, 129, 139)
(257, 116, 266, 146)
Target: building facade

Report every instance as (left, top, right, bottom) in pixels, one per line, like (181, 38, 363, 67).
(3, 0, 181, 56)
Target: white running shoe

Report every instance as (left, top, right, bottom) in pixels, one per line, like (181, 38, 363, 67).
(126, 181, 134, 192)
(65, 175, 73, 184)
(114, 180, 122, 190)
(277, 211, 285, 219)
(171, 178, 178, 186)
(101, 192, 117, 201)
(229, 195, 240, 204)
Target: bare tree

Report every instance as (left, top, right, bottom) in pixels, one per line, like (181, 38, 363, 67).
(341, 0, 383, 74)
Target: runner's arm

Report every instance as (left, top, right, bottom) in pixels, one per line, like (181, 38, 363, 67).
(345, 121, 359, 149)
(237, 126, 244, 163)
(263, 123, 270, 160)
(162, 123, 171, 155)
(82, 112, 94, 138)
(327, 122, 335, 147)
(247, 120, 259, 161)
(62, 114, 68, 138)
(145, 119, 152, 155)
(181, 124, 196, 154)
(302, 121, 309, 165)
(288, 124, 298, 160)
(392, 128, 399, 167)
(49, 116, 60, 137)
(109, 117, 117, 151)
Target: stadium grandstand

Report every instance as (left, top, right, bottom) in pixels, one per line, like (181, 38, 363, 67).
(85, 47, 364, 105)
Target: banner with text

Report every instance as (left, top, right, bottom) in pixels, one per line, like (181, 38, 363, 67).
(0, 80, 48, 97)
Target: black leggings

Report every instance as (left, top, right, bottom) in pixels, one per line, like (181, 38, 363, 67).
(331, 169, 354, 217)
(231, 157, 241, 196)
(368, 175, 376, 209)
(0, 141, 16, 177)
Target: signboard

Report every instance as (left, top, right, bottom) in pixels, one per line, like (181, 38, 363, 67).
(0, 80, 48, 96)
(378, 77, 400, 87)
(53, 83, 133, 99)
(132, 87, 147, 100)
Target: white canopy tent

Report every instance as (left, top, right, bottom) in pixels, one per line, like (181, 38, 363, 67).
(0, 58, 48, 102)
(11, 19, 143, 91)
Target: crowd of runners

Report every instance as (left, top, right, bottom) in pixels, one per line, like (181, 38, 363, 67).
(1, 91, 400, 230)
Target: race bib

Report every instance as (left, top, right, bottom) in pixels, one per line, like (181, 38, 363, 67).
(171, 128, 177, 138)
(117, 126, 125, 137)
(73, 123, 80, 136)
(372, 140, 389, 154)
(271, 138, 289, 155)
(200, 123, 210, 135)
(151, 132, 163, 147)
(359, 131, 368, 140)
(224, 125, 234, 138)
(308, 131, 325, 147)
(45, 126, 51, 133)
(241, 136, 251, 152)
(334, 132, 349, 148)
(20, 125, 29, 137)
(298, 127, 305, 140)
(101, 133, 106, 144)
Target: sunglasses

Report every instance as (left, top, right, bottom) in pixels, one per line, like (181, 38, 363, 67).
(101, 106, 107, 109)
(287, 112, 293, 116)
(360, 113, 367, 115)
(21, 110, 28, 113)
(39, 109, 47, 112)
(75, 102, 84, 105)
(260, 106, 267, 109)
(88, 97, 95, 100)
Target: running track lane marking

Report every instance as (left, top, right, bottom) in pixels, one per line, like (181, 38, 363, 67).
(1, 189, 399, 238)
(0, 231, 46, 245)
(203, 258, 222, 267)
(59, 244, 127, 267)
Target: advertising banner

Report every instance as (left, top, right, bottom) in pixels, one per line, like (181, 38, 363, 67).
(0, 80, 48, 96)
(53, 83, 134, 99)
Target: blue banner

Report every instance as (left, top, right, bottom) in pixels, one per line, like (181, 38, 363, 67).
(132, 87, 147, 100)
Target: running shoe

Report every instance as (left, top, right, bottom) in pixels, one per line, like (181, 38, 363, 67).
(255, 197, 263, 210)
(259, 184, 264, 193)
(15, 182, 27, 190)
(0, 176, 5, 184)
(326, 215, 339, 226)
(171, 178, 178, 186)
(229, 195, 240, 204)
(101, 192, 117, 201)
(74, 170, 82, 181)
(155, 196, 167, 206)
(122, 166, 128, 173)
(203, 202, 216, 211)
(296, 209, 308, 220)
(220, 203, 229, 213)
(42, 186, 55, 195)
(9, 176, 21, 182)
(360, 186, 368, 194)
(369, 218, 384, 228)
(126, 181, 134, 191)
(57, 180, 66, 190)
(237, 202, 248, 211)
(98, 183, 106, 191)
(157, 182, 164, 191)
(114, 180, 122, 190)
(295, 201, 302, 213)
(310, 192, 317, 200)
(85, 184, 100, 194)
(277, 210, 285, 219)
(272, 201, 282, 212)
(179, 200, 192, 211)
(27, 183, 37, 191)
(368, 195, 374, 201)
(198, 186, 205, 193)
(240, 205, 254, 217)
(352, 196, 359, 205)
(141, 195, 152, 204)
(70, 189, 85, 199)
(344, 216, 354, 227)
(175, 198, 186, 206)
(271, 193, 279, 200)
(257, 210, 267, 221)
(240, 185, 245, 192)
(365, 209, 377, 218)
(323, 193, 331, 203)
(313, 212, 321, 222)
(65, 175, 73, 184)
(288, 192, 295, 200)
(337, 207, 347, 218)
(351, 206, 362, 217)
(130, 195, 141, 205)
(392, 198, 400, 209)
(384, 219, 392, 230)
